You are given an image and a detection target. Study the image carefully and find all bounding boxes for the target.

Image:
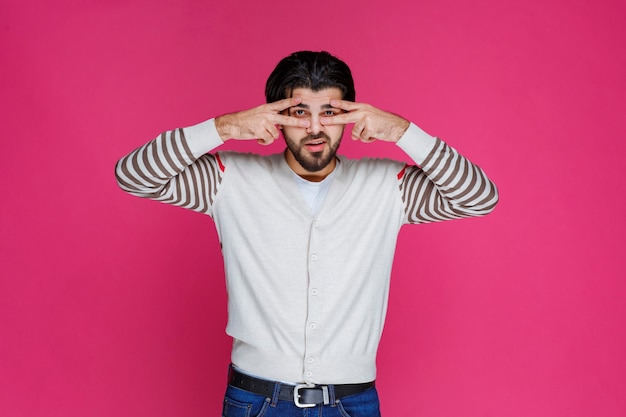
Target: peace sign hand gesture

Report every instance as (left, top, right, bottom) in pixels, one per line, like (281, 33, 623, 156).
(320, 100, 410, 143)
(215, 97, 310, 145)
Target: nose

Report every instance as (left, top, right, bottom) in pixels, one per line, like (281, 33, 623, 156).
(307, 114, 323, 134)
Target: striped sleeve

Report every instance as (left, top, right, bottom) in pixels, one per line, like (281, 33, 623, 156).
(398, 135, 499, 225)
(115, 124, 224, 215)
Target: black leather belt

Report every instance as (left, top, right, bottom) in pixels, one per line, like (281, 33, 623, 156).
(228, 366, 375, 408)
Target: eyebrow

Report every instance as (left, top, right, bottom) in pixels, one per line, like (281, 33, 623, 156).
(291, 103, 335, 110)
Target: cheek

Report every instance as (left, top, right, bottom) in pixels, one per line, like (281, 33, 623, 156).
(328, 125, 345, 140)
(282, 126, 303, 136)
(282, 126, 307, 142)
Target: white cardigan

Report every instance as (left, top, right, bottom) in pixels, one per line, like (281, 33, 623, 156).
(116, 119, 498, 384)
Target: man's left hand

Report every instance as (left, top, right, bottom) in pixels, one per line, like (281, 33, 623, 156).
(320, 100, 410, 143)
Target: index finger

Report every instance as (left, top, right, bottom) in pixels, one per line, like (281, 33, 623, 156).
(271, 113, 310, 128)
(320, 112, 360, 126)
(329, 99, 361, 112)
(267, 97, 302, 112)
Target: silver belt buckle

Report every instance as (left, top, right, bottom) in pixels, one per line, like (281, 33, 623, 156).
(294, 383, 329, 408)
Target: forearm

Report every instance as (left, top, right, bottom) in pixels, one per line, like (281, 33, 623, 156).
(115, 118, 224, 214)
(396, 123, 499, 223)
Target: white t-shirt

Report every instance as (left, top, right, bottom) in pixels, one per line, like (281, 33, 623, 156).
(292, 168, 336, 217)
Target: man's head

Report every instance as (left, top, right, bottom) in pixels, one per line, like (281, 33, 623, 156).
(266, 51, 355, 181)
(265, 51, 355, 103)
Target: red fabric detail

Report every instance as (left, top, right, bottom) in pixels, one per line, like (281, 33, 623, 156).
(397, 164, 408, 180)
(215, 153, 225, 172)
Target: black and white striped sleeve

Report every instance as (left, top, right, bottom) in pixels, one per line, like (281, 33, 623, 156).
(397, 125, 498, 224)
(115, 120, 225, 215)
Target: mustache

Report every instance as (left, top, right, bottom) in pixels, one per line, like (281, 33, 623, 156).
(300, 132, 331, 143)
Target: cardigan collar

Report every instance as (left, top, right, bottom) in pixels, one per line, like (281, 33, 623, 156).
(270, 151, 349, 220)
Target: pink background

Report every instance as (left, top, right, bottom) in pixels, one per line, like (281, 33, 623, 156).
(1, 0, 625, 416)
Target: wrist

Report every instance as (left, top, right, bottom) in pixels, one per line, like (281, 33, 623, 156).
(391, 119, 411, 143)
(214, 115, 232, 142)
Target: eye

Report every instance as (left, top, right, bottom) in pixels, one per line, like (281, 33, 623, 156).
(323, 110, 336, 116)
(293, 109, 307, 117)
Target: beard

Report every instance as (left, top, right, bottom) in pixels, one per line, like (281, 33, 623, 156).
(283, 131, 342, 173)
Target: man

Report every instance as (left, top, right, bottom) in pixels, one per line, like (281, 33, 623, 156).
(116, 51, 498, 416)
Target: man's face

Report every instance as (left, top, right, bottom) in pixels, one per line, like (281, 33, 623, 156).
(281, 87, 345, 180)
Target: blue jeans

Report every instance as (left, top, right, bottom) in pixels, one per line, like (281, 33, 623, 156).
(222, 384, 382, 417)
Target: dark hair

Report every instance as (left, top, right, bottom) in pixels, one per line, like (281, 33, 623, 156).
(265, 51, 355, 103)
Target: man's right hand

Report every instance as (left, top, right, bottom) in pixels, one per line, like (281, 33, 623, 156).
(214, 97, 310, 145)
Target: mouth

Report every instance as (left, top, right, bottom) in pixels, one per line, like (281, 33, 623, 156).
(304, 138, 327, 153)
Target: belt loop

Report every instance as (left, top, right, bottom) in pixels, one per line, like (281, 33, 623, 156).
(328, 384, 337, 407)
(227, 364, 233, 384)
(270, 382, 281, 407)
